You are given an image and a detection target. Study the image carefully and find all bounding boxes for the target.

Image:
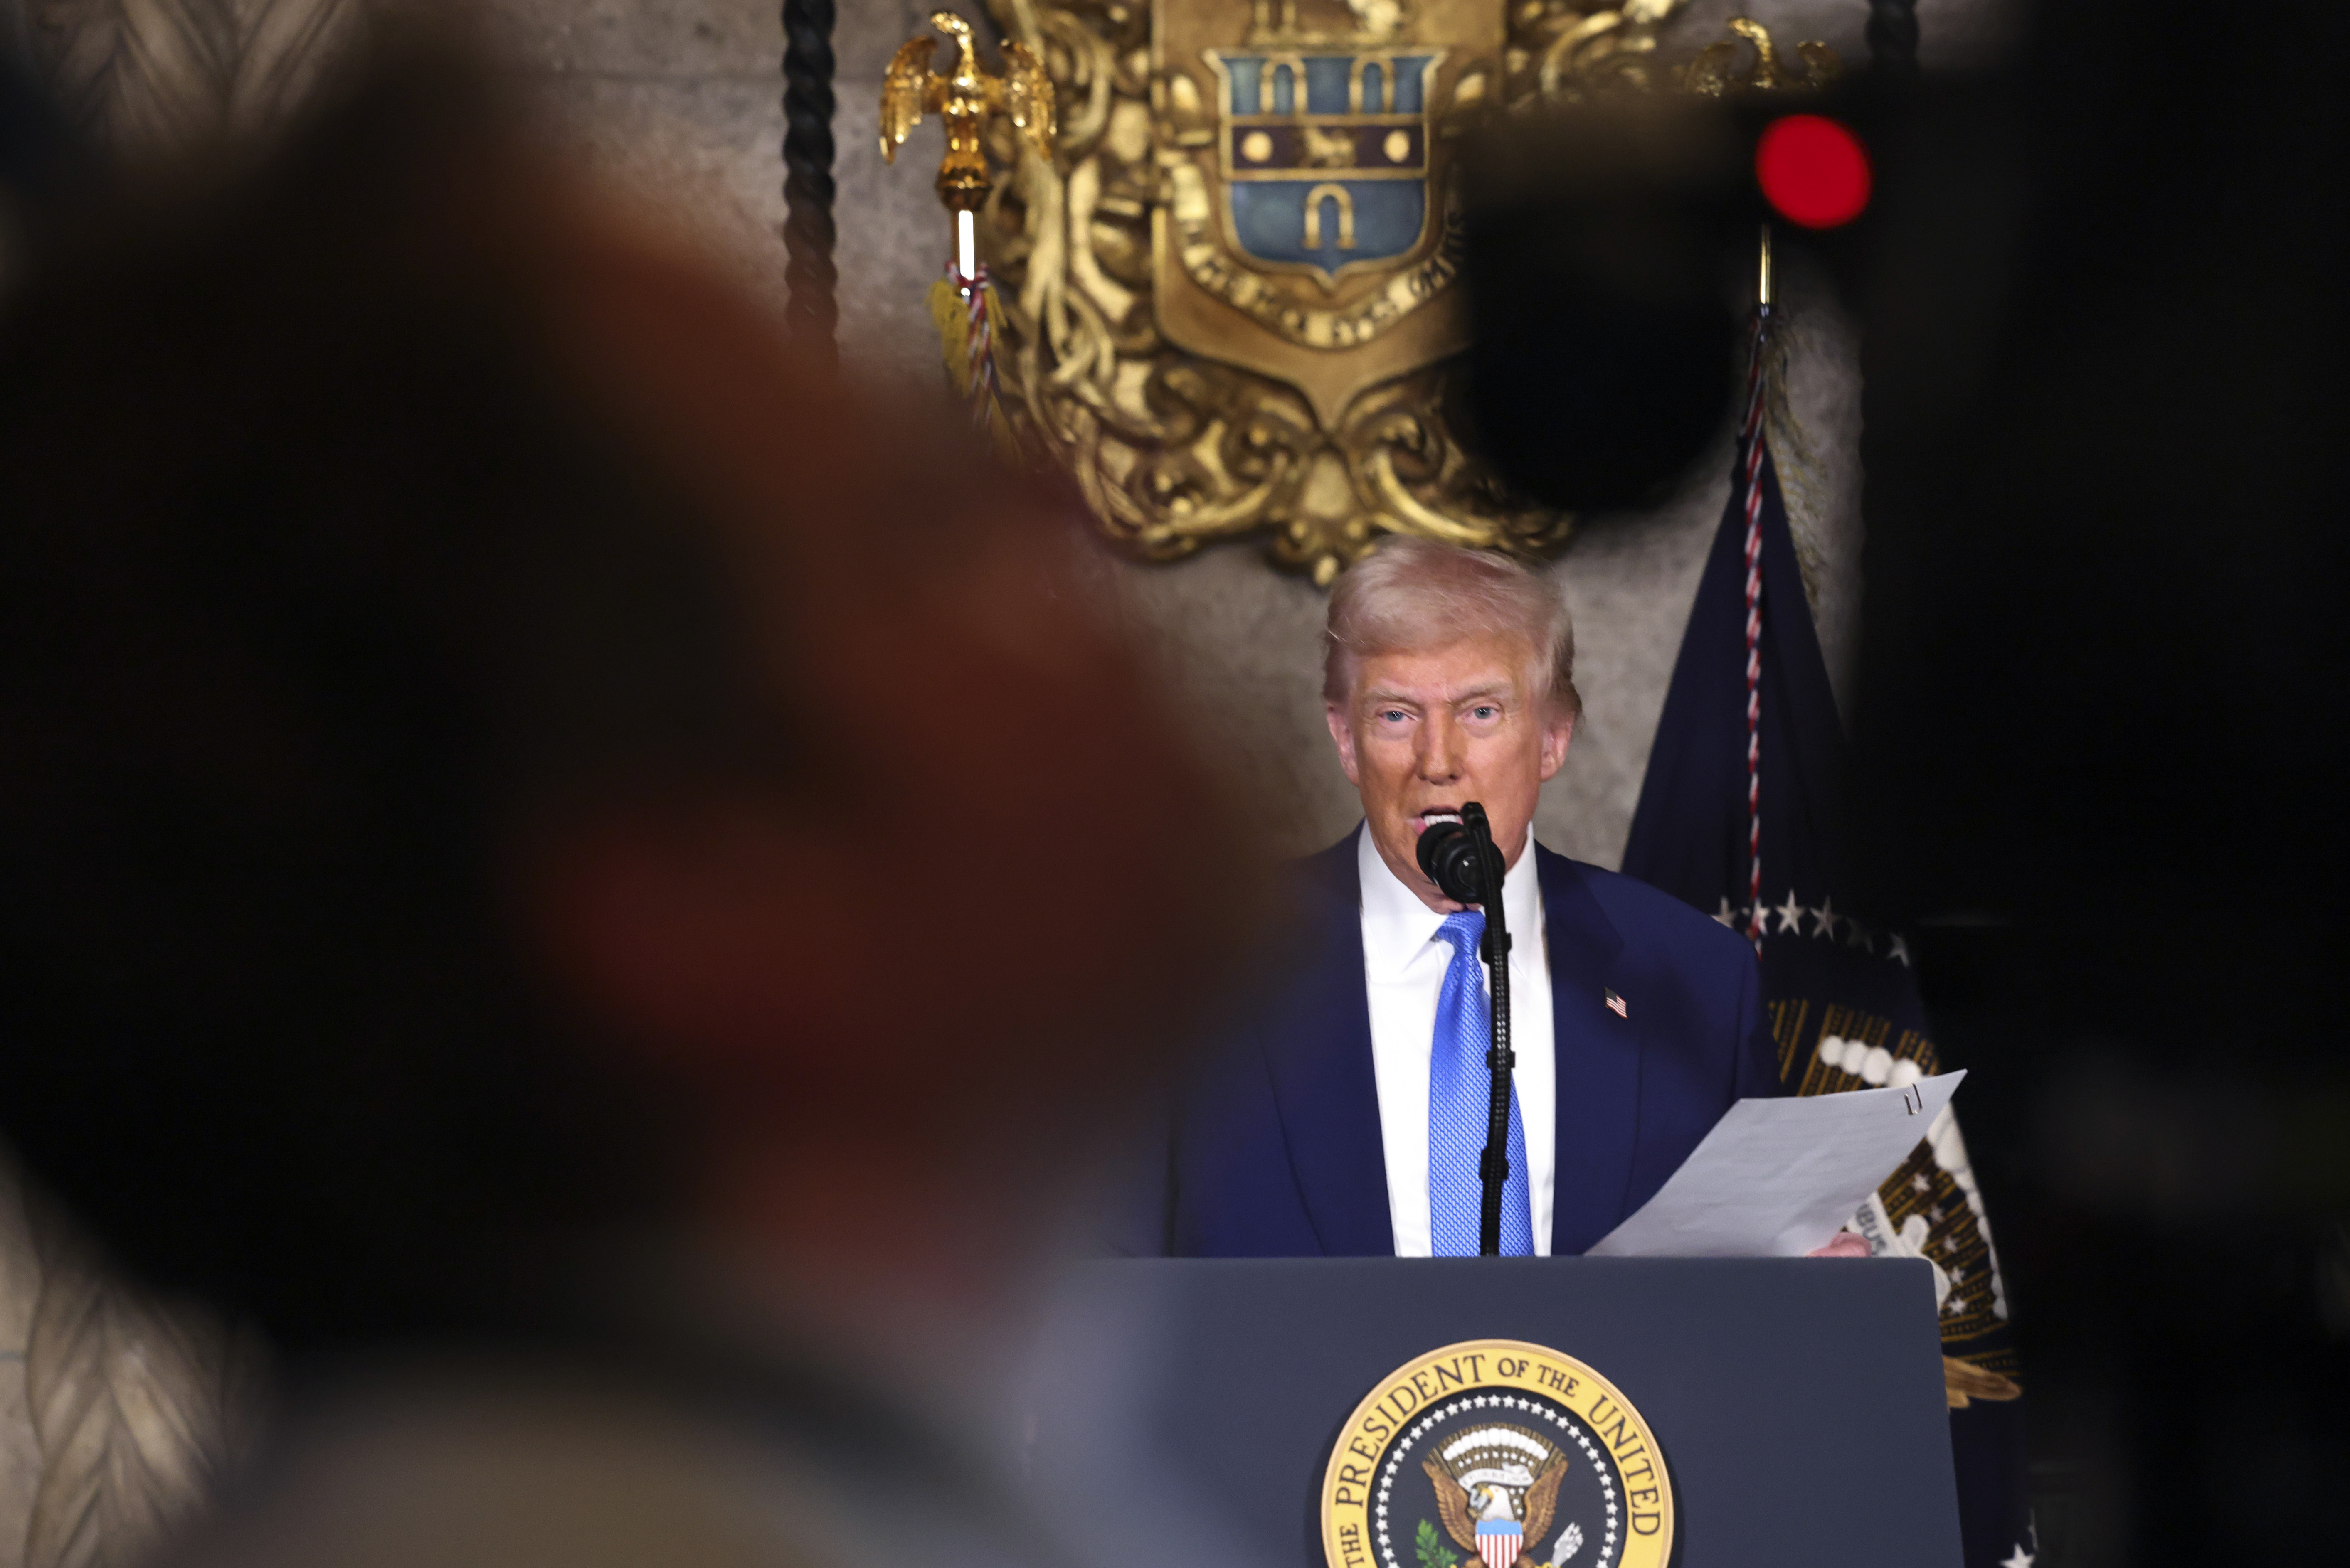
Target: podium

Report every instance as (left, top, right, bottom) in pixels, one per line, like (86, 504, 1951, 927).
(1025, 1258, 1961, 1568)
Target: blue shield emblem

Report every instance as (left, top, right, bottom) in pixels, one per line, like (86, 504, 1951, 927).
(1151, 0, 1507, 433)
(1206, 49, 1440, 285)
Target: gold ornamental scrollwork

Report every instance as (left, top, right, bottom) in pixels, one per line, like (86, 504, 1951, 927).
(968, 2, 1819, 583)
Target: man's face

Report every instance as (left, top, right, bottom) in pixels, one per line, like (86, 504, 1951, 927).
(1326, 634, 1574, 913)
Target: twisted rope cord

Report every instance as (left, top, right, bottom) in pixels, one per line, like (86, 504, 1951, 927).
(28, 0, 356, 148)
(781, 0, 838, 369)
(950, 261, 996, 406)
(227, 0, 362, 131)
(1865, 0, 1920, 76)
(36, 0, 225, 146)
(21, 1200, 258, 1568)
(1739, 305, 1773, 953)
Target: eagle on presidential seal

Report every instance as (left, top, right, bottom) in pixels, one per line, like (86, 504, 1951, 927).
(1423, 1424, 1571, 1568)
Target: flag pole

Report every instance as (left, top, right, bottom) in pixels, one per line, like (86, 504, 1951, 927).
(879, 13, 1054, 450)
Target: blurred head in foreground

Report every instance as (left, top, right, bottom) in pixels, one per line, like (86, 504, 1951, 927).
(0, 43, 1234, 1358)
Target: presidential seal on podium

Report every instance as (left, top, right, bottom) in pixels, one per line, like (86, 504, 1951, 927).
(1320, 1340, 1673, 1568)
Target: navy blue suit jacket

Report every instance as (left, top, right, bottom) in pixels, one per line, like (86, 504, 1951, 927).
(1142, 834, 1780, 1257)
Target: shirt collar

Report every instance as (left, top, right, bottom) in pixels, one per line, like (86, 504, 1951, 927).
(1355, 820, 1545, 982)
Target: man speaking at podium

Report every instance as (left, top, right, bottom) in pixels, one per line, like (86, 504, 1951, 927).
(1142, 537, 1779, 1258)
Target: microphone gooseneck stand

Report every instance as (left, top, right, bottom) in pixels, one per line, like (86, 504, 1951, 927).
(1416, 803, 1514, 1256)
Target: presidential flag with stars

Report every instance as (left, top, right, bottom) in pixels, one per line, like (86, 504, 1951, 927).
(1618, 308, 2033, 1568)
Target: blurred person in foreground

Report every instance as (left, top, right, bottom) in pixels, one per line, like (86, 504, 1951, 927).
(1136, 538, 1810, 1259)
(0, 40, 1237, 1568)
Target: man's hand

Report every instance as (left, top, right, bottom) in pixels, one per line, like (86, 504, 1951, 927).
(1806, 1231, 1871, 1258)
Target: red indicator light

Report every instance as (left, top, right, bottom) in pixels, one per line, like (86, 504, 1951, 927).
(1755, 114, 1872, 229)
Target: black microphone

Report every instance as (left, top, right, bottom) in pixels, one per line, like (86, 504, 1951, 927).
(1417, 812, 1491, 905)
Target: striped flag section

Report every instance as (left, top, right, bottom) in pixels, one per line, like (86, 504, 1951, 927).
(1475, 1520, 1522, 1568)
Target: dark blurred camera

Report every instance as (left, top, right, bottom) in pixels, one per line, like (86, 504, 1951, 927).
(1457, 89, 1879, 513)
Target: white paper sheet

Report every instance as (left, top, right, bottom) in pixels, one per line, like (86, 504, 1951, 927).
(1583, 1071, 1965, 1258)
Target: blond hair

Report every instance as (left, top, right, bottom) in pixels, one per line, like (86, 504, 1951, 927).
(1322, 536, 1581, 721)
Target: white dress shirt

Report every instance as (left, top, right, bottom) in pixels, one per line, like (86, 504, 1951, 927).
(1356, 822, 1556, 1257)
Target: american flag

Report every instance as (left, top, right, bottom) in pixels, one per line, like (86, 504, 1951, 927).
(1618, 304, 2032, 1568)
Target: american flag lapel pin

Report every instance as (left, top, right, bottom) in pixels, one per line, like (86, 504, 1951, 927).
(1605, 989, 1627, 1019)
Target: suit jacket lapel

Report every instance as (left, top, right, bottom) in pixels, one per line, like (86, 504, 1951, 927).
(1538, 846, 1639, 1255)
(1259, 835, 1395, 1255)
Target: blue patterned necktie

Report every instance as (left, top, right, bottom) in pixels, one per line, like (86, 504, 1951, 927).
(1428, 909, 1534, 1256)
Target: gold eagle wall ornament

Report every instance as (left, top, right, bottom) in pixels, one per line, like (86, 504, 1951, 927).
(882, 11, 1055, 213)
(911, 3, 1830, 583)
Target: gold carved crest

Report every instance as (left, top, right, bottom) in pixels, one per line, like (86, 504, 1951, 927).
(972, 1, 1807, 581)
